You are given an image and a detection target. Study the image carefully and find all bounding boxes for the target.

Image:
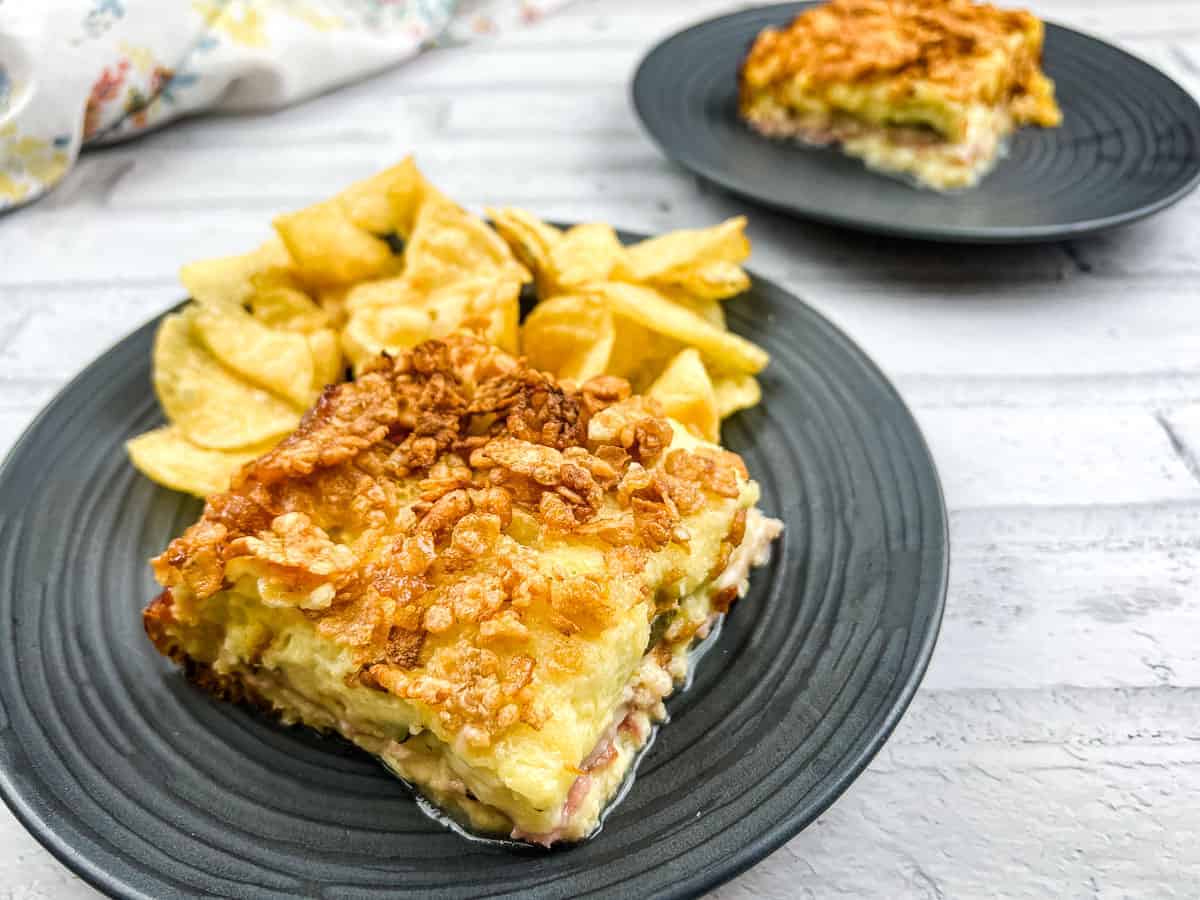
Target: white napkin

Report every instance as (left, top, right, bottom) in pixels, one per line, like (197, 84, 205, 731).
(0, 0, 570, 212)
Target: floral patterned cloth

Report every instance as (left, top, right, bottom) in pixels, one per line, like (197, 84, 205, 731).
(0, 0, 570, 211)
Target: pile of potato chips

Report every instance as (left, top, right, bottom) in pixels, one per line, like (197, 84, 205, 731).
(127, 158, 768, 497)
(490, 209, 766, 443)
(127, 269, 344, 496)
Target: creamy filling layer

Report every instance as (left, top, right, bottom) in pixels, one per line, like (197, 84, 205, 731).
(743, 100, 1014, 190)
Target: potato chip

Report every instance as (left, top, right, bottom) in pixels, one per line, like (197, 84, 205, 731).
(487, 207, 562, 281)
(127, 425, 275, 498)
(342, 304, 432, 371)
(604, 317, 682, 393)
(618, 216, 750, 282)
(661, 289, 726, 329)
(191, 302, 316, 408)
(713, 373, 762, 419)
(478, 277, 521, 353)
(307, 328, 345, 392)
(494, 286, 521, 354)
(247, 279, 330, 333)
(656, 259, 750, 300)
(588, 282, 768, 374)
(384, 158, 438, 238)
(426, 277, 521, 352)
(316, 285, 351, 328)
(648, 349, 720, 443)
(180, 236, 292, 307)
(403, 197, 529, 294)
(521, 295, 615, 382)
(341, 277, 520, 370)
(154, 309, 300, 449)
(344, 275, 422, 313)
(274, 201, 396, 287)
(335, 158, 423, 236)
(549, 223, 625, 289)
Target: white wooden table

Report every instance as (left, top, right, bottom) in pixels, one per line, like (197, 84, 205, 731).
(2, 1, 1199, 896)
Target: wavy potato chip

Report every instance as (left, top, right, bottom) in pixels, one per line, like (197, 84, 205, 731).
(660, 288, 726, 329)
(180, 236, 292, 307)
(491, 290, 522, 355)
(247, 278, 330, 333)
(487, 207, 562, 283)
(342, 304, 432, 371)
(603, 317, 681, 393)
(522, 295, 615, 382)
(154, 310, 300, 449)
(127, 425, 275, 498)
(656, 259, 750, 300)
(335, 158, 423, 236)
(425, 277, 521, 351)
(316, 285, 351, 328)
(191, 303, 316, 408)
(475, 278, 521, 352)
(713, 373, 762, 419)
(342, 278, 519, 370)
(549, 223, 625, 289)
(274, 201, 396, 287)
(588, 282, 768, 374)
(648, 348, 720, 443)
(344, 275, 423, 313)
(384, 157, 435, 238)
(404, 198, 529, 294)
(307, 328, 345, 392)
(619, 216, 750, 281)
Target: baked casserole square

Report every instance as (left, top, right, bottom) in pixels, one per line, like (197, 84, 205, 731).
(145, 334, 781, 845)
(739, 0, 1062, 189)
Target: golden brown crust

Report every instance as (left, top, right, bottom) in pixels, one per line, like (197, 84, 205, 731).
(740, 0, 1061, 127)
(149, 334, 753, 745)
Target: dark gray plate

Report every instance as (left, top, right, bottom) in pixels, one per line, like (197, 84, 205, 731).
(632, 3, 1200, 243)
(0, 259, 947, 898)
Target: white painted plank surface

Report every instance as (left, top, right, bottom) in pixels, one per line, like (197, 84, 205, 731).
(2, 0, 1200, 897)
(1069, 199, 1200, 277)
(919, 407, 1200, 507)
(0, 284, 174, 380)
(930, 539, 1200, 689)
(798, 276, 1200, 379)
(713, 686, 1200, 900)
(1164, 405, 1200, 476)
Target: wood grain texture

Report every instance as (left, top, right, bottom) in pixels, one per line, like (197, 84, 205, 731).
(0, 0, 1197, 896)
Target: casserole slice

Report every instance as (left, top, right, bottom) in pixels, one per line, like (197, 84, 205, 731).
(146, 333, 781, 844)
(739, 0, 1062, 189)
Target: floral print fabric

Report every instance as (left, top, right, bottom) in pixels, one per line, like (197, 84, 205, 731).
(0, 0, 570, 210)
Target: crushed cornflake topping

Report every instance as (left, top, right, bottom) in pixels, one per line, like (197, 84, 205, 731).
(741, 0, 1054, 108)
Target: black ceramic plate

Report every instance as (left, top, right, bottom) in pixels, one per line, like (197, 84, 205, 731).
(633, 3, 1200, 243)
(0, 258, 946, 899)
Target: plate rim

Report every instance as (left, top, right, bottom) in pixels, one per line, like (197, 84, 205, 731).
(631, 2, 1200, 244)
(0, 312, 168, 900)
(653, 277, 950, 898)
(0, 252, 948, 900)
